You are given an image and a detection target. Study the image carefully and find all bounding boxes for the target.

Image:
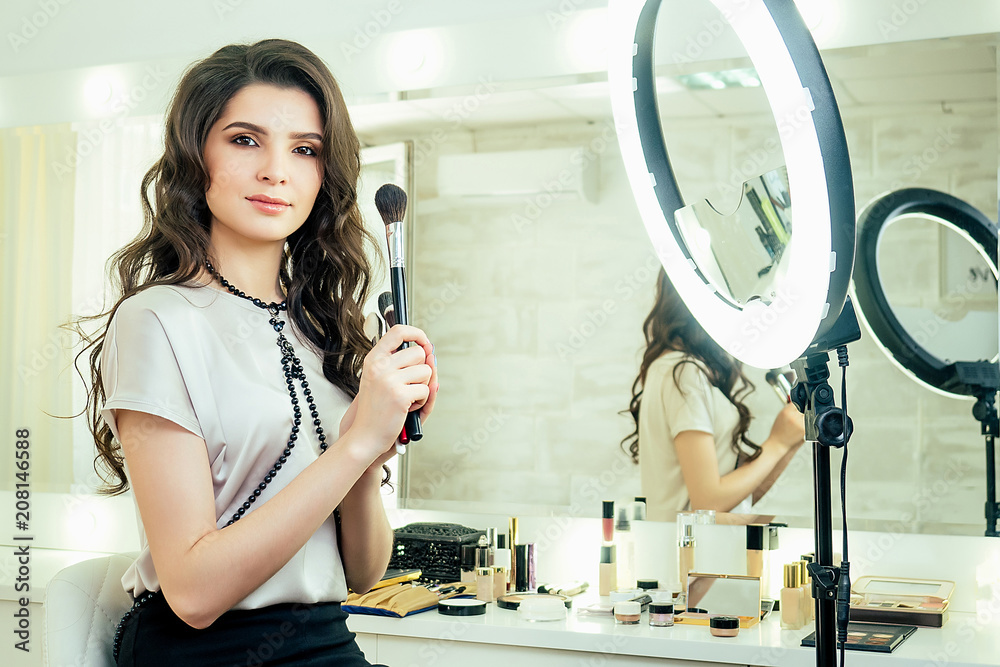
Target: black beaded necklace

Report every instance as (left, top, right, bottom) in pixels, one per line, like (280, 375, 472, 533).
(112, 260, 330, 660)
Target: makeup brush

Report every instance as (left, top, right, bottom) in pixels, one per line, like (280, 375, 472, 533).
(378, 290, 408, 447)
(374, 183, 423, 442)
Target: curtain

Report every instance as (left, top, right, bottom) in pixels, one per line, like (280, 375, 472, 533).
(0, 116, 164, 495)
(0, 124, 78, 493)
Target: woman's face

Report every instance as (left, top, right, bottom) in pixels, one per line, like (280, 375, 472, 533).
(203, 83, 324, 246)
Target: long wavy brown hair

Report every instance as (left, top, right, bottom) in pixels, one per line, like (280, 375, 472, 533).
(66, 39, 384, 495)
(622, 268, 761, 465)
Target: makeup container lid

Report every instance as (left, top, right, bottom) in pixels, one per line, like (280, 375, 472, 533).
(517, 595, 567, 621)
(649, 603, 674, 614)
(794, 561, 806, 587)
(695, 509, 716, 524)
(497, 534, 507, 549)
(801, 553, 815, 563)
(477, 567, 493, 577)
(613, 601, 641, 616)
(615, 506, 632, 532)
(603, 501, 615, 519)
(497, 593, 572, 611)
(637, 579, 658, 590)
(461, 544, 478, 570)
(797, 559, 811, 584)
(784, 563, 798, 588)
(600, 544, 616, 563)
(487, 527, 497, 547)
(438, 599, 487, 616)
(767, 524, 781, 550)
(746, 524, 765, 550)
(649, 589, 674, 603)
(709, 616, 739, 629)
(610, 589, 639, 602)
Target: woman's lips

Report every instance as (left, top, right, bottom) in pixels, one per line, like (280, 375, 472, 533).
(247, 198, 290, 214)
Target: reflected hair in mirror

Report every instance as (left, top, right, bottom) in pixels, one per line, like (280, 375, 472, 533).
(622, 268, 761, 464)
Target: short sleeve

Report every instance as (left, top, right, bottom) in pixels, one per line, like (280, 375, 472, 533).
(100, 299, 204, 443)
(658, 357, 715, 439)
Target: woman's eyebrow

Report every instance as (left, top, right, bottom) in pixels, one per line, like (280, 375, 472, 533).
(222, 121, 322, 142)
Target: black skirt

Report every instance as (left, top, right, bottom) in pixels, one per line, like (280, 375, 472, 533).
(115, 593, 384, 666)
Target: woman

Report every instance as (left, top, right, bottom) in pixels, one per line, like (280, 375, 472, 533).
(77, 39, 435, 665)
(623, 269, 803, 522)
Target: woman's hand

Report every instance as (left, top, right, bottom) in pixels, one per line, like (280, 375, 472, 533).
(343, 324, 437, 467)
(766, 402, 806, 454)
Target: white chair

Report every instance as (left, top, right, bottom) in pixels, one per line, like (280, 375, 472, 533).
(43, 553, 138, 667)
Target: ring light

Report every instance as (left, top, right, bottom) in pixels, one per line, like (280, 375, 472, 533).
(852, 188, 999, 398)
(608, 0, 855, 369)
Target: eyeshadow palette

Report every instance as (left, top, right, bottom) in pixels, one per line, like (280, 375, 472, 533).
(800, 622, 917, 653)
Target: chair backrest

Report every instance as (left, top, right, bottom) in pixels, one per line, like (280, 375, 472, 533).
(43, 553, 138, 667)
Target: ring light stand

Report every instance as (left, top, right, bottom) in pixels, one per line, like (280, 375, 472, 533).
(609, 1, 857, 664)
(853, 188, 1000, 537)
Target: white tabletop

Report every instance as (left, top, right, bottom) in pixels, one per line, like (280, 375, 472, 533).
(346, 599, 1000, 667)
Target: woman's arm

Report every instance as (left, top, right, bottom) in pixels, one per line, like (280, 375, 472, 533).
(118, 325, 433, 630)
(336, 338, 438, 594)
(746, 440, 804, 504)
(675, 430, 790, 512)
(118, 410, 381, 630)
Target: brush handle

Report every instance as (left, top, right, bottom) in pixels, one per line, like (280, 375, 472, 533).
(390, 266, 423, 442)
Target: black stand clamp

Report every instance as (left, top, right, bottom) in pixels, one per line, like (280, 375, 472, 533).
(790, 298, 861, 667)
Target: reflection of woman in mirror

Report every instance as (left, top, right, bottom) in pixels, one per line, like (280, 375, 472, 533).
(74, 40, 436, 665)
(623, 269, 804, 522)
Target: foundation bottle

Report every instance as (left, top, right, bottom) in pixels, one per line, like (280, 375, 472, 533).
(616, 506, 636, 590)
(600, 545, 618, 596)
(746, 524, 765, 580)
(677, 512, 696, 593)
(477, 567, 495, 602)
(798, 559, 814, 623)
(780, 563, 803, 630)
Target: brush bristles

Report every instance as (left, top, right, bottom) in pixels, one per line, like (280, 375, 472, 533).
(374, 183, 407, 225)
(377, 291, 394, 316)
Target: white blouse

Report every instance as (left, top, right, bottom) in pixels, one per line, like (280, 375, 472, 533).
(100, 283, 352, 608)
(639, 351, 753, 522)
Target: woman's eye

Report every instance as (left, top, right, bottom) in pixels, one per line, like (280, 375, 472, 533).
(233, 135, 257, 147)
(295, 146, 318, 157)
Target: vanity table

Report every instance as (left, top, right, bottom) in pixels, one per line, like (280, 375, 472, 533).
(347, 603, 1000, 667)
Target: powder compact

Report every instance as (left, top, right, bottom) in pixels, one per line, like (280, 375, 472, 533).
(496, 592, 572, 611)
(438, 599, 487, 616)
(709, 616, 740, 637)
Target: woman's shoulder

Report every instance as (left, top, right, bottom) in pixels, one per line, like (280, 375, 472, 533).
(111, 284, 224, 328)
(649, 351, 711, 388)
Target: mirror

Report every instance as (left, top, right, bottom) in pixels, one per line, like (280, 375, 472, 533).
(684, 573, 761, 618)
(877, 214, 997, 369)
(674, 167, 792, 307)
(392, 32, 999, 536)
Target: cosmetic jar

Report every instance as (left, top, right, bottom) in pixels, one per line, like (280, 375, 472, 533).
(517, 595, 567, 622)
(637, 579, 659, 591)
(648, 603, 674, 627)
(614, 601, 641, 625)
(610, 589, 641, 602)
(709, 616, 740, 637)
